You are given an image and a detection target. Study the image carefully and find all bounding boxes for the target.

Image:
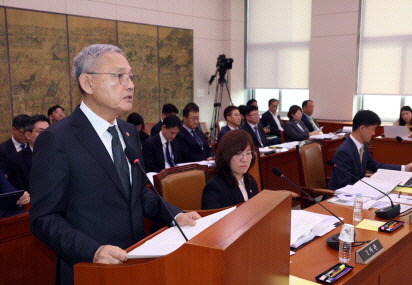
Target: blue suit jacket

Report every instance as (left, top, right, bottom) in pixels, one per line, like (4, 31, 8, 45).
(150, 120, 162, 136)
(29, 107, 181, 285)
(0, 138, 17, 173)
(177, 126, 212, 162)
(240, 122, 269, 148)
(217, 125, 232, 143)
(329, 137, 401, 190)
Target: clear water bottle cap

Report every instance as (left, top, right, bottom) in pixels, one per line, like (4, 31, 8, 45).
(356, 193, 362, 197)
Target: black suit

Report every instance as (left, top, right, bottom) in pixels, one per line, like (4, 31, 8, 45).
(143, 133, 182, 173)
(150, 120, 162, 136)
(283, 120, 310, 142)
(261, 111, 284, 137)
(29, 107, 181, 285)
(202, 173, 259, 210)
(329, 137, 401, 190)
(0, 169, 17, 194)
(240, 122, 269, 148)
(177, 126, 212, 162)
(217, 125, 233, 143)
(0, 138, 18, 173)
(6, 146, 32, 191)
(301, 114, 319, 132)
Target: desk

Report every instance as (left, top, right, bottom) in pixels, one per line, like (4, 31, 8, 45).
(0, 212, 55, 285)
(291, 202, 412, 284)
(373, 137, 412, 165)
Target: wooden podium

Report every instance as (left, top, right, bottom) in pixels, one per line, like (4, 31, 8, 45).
(74, 190, 291, 285)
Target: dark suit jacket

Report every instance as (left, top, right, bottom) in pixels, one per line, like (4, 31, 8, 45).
(201, 173, 259, 210)
(0, 169, 17, 194)
(283, 120, 310, 142)
(261, 111, 284, 136)
(177, 127, 212, 162)
(0, 138, 17, 173)
(301, 114, 319, 132)
(29, 107, 181, 285)
(150, 120, 162, 136)
(240, 122, 269, 148)
(6, 146, 32, 191)
(142, 133, 182, 173)
(329, 138, 401, 190)
(217, 125, 233, 143)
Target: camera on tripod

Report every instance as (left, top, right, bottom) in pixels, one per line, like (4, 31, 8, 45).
(209, 54, 234, 85)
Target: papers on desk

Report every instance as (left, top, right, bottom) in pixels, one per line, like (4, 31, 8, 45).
(176, 160, 215, 168)
(335, 178, 398, 199)
(259, 147, 279, 154)
(370, 169, 412, 186)
(309, 133, 338, 140)
(290, 210, 342, 249)
(127, 206, 236, 259)
(272, 141, 300, 150)
(146, 172, 157, 185)
(342, 126, 352, 133)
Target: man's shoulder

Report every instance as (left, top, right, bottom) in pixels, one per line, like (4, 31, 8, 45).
(144, 133, 160, 145)
(0, 138, 12, 151)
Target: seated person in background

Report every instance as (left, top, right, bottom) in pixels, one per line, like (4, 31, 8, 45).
(143, 115, 182, 172)
(238, 104, 247, 127)
(283, 105, 321, 142)
(7, 115, 50, 191)
(0, 169, 30, 205)
(0, 114, 30, 173)
(240, 105, 269, 148)
(260, 99, 283, 145)
(127, 112, 150, 143)
(177, 102, 213, 162)
(151, 103, 179, 136)
(329, 110, 412, 190)
(301, 100, 321, 132)
(393, 105, 412, 137)
(202, 130, 259, 209)
(246, 99, 258, 108)
(47, 104, 65, 124)
(217, 106, 241, 142)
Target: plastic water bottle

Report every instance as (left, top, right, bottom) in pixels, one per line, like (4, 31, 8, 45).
(338, 224, 354, 264)
(353, 193, 363, 226)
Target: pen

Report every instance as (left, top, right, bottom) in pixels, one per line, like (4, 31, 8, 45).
(330, 264, 345, 277)
(398, 191, 401, 198)
(330, 267, 352, 281)
(390, 222, 403, 231)
(327, 264, 343, 277)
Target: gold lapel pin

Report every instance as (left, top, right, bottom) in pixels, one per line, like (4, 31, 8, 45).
(126, 132, 130, 137)
(249, 190, 252, 193)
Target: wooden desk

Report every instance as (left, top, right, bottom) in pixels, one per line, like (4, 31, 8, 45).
(291, 202, 412, 284)
(0, 212, 55, 285)
(372, 137, 412, 165)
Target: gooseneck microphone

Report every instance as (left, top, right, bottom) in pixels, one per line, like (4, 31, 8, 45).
(326, 160, 400, 219)
(395, 136, 412, 150)
(125, 147, 188, 241)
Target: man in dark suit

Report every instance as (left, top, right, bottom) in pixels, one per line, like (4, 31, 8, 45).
(217, 106, 241, 142)
(260, 99, 284, 144)
(150, 104, 179, 136)
(7, 115, 50, 191)
(0, 114, 29, 173)
(177, 102, 213, 162)
(329, 110, 412, 190)
(143, 115, 182, 172)
(240, 105, 269, 148)
(29, 44, 200, 285)
(301, 100, 321, 132)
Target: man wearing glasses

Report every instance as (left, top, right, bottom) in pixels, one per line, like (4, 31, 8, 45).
(29, 44, 200, 285)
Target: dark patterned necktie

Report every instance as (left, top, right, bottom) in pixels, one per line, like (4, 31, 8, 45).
(191, 130, 203, 148)
(107, 126, 131, 200)
(165, 141, 175, 167)
(20, 144, 26, 151)
(254, 126, 263, 147)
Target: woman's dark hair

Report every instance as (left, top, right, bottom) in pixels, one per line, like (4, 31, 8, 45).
(127, 112, 145, 131)
(287, 105, 302, 120)
(215, 130, 256, 187)
(399, 106, 412, 126)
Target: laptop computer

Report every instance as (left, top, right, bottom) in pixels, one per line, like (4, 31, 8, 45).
(383, 125, 409, 139)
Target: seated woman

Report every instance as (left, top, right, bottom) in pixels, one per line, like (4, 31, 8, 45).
(201, 130, 259, 210)
(393, 106, 412, 137)
(127, 112, 150, 143)
(283, 105, 321, 142)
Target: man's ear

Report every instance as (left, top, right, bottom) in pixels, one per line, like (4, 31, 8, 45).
(79, 74, 93, 94)
(24, 131, 31, 141)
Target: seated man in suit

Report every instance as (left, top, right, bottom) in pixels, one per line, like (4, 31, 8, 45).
(240, 105, 269, 148)
(150, 103, 179, 136)
(48, 105, 66, 124)
(0, 114, 30, 173)
(329, 110, 412, 190)
(260, 99, 284, 145)
(7, 115, 50, 191)
(217, 106, 241, 142)
(283, 105, 321, 142)
(143, 115, 182, 172)
(177, 102, 213, 162)
(301, 100, 321, 132)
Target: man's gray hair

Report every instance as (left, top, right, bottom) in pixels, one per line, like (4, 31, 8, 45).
(73, 44, 124, 81)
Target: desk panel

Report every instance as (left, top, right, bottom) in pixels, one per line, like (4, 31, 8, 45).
(373, 137, 412, 165)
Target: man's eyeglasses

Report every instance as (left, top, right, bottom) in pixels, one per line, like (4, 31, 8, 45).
(86, 73, 141, 86)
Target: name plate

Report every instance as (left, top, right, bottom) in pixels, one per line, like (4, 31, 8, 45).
(355, 239, 384, 264)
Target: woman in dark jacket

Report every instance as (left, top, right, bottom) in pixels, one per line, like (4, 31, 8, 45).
(201, 130, 259, 210)
(283, 105, 321, 142)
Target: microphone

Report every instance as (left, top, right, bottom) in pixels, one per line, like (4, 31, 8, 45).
(271, 167, 344, 250)
(327, 160, 400, 219)
(395, 136, 412, 150)
(125, 147, 189, 241)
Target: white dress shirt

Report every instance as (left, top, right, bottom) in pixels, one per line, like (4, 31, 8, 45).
(11, 136, 25, 152)
(271, 112, 284, 131)
(159, 131, 174, 169)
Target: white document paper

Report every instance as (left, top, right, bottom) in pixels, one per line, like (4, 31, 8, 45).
(309, 133, 337, 140)
(342, 126, 352, 133)
(127, 206, 236, 259)
(335, 178, 398, 199)
(146, 172, 157, 185)
(176, 160, 215, 168)
(272, 141, 300, 150)
(370, 169, 412, 186)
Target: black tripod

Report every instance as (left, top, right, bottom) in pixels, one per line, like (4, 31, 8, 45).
(209, 70, 232, 142)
